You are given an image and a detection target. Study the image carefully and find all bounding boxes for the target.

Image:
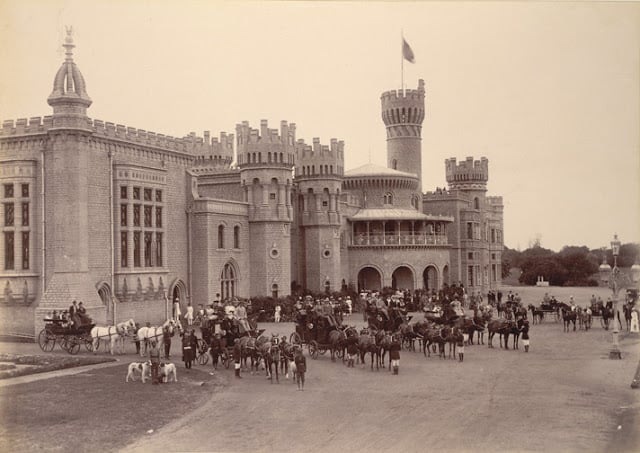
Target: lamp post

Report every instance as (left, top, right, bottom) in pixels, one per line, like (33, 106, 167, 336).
(599, 234, 623, 359)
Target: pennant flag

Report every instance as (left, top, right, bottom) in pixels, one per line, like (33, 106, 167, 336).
(403, 38, 415, 63)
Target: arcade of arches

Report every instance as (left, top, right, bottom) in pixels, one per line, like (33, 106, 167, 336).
(357, 264, 449, 292)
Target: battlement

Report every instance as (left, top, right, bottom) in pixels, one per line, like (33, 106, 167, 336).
(445, 156, 489, 187)
(294, 137, 345, 177)
(236, 120, 296, 167)
(1, 116, 54, 136)
(381, 79, 425, 110)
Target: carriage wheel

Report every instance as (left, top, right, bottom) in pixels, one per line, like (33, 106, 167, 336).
(197, 351, 209, 365)
(309, 341, 319, 359)
(84, 338, 94, 352)
(63, 337, 81, 355)
(37, 329, 56, 352)
(290, 332, 302, 345)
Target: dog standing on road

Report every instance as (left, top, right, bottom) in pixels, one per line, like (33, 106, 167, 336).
(160, 362, 178, 383)
(126, 361, 151, 383)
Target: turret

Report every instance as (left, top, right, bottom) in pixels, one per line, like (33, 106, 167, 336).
(381, 79, 425, 188)
(47, 27, 92, 130)
(189, 131, 235, 171)
(445, 156, 489, 192)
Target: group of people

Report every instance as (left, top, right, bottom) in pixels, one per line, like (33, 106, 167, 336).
(48, 300, 93, 329)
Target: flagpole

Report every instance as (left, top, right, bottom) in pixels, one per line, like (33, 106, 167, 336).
(401, 30, 404, 95)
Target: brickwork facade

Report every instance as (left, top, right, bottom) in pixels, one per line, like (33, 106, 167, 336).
(0, 35, 503, 336)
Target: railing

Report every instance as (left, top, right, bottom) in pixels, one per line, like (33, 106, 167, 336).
(351, 233, 448, 247)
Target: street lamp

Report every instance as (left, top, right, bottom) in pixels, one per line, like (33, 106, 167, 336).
(599, 234, 622, 359)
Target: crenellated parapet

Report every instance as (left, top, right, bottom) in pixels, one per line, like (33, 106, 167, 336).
(294, 137, 344, 178)
(236, 120, 296, 168)
(381, 79, 425, 135)
(1, 117, 54, 136)
(446, 156, 489, 191)
(188, 131, 234, 171)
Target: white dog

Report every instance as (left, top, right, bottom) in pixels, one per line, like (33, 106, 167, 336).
(126, 361, 150, 383)
(160, 362, 178, 383)
(287, 360, 297, 381)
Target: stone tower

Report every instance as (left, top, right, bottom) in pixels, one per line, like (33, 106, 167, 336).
(381, 79, 425, 189)
(294, 137, 345, 293)
(37, 28, 105, 328)
(237, 120, 295, 297)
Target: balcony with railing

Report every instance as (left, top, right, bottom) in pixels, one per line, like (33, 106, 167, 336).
(350, 232, 449, 247)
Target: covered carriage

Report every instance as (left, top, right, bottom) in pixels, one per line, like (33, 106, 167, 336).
(290, 309, 342, 359)
(38, 318, 95, 354)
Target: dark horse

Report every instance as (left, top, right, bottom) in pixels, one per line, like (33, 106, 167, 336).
(560, 306, 577, 332)
(601, 306, 615, 331)
(623, 304, 633, 332)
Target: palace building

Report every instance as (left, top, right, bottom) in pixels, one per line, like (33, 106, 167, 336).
(0, 32, 504, 335)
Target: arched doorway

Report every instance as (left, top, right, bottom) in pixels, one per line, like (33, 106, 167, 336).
(392, 266, 414, 291)
(168, 278, 188, 318)
(423, 266, 438, 292)
(220, 262, 237, 301)
(357, 267, 382, 292)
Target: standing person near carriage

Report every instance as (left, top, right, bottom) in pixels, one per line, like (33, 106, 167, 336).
(389, 334, 401, 374)
(233, 338, 242, 379)
(182, 329, 196, 369)
(68, 300, 79, 328)
(236, 301, 250, 332)
(149, 340, 161, 385)
(209, 332, 224, 369)
(162, 325, 172, 360)
(294, 347, 307, 390)
(274, 302, 282, 323)
(173, 297, 182, 322)
(521, 320, 530, 352)
(185, 302, 194, 326)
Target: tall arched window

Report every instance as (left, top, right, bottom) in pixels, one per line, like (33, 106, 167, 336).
(233, 225, 240, 249)
(474, 197, 480, 209)
(384, 192, 393, 205)
(218, 225, 225, 249)
(392, 159, 398, 170)
(220, 263, 236, 300)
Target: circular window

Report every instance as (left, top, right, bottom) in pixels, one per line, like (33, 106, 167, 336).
(270, 248, 279, 259)
(322, 249, 332, 258)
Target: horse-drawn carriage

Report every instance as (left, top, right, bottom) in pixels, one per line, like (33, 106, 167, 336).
(290, 309, 343, 359)
(38, 318, 95, 354)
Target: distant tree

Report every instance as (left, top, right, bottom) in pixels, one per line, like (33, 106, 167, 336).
(519, 256, 567, 285)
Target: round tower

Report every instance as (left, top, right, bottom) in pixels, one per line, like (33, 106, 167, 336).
(381, 79, 425, 189)
(237, 120, 295, 297)
(445, 156, 489, 193)
(294, 137, 345, 293)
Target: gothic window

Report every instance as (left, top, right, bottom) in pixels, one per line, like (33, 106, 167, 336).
(4, 203, 14, 226)
(120, 204, 128, 227)
(392, 159, 397, 170)
(133, 232, 141, 267)
(218, 225, 225, 249)
(21, 184, 29, 198)
(4, 184, 13, 198)
(144, 232, 152, 267)
(467, 265, 474, 287)
(133, 205, 141, 227)
(467, 222, 473, 240)
(120, 186, 128, 199)
(144, 206, 152, 227)
(4, 232, 14, 269)
(272, 283, 279, 299)
(22, 231, 29, 270)
(221, 263, 236, 300)
(383, 192, 393, 205)
(22, 203, 29, 226)
(156, 233, 163, 267)
(155, 207, 162, 228)
(121, 232, 128, 267)
(234, 226, 240, 249)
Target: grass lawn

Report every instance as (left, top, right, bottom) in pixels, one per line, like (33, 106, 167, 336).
(0, 353, 116, 380)
(0, 362, 223, 452)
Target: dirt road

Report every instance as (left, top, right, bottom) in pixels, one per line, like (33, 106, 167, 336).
(122, 317, 640, 453)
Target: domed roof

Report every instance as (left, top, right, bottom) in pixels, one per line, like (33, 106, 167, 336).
(47, 27, 91, 107)
(344, 163, 417, 179)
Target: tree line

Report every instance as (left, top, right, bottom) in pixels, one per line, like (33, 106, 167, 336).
(502, 243, 640, 286)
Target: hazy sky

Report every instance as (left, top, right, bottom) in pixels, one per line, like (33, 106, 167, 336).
(1, 1, 638, 252)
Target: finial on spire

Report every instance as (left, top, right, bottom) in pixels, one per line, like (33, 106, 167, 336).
(64, 26, 75, 62)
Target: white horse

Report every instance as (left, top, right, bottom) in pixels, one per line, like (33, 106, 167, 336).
(136, 319, 182, 357)
(91, 319, 136, 355)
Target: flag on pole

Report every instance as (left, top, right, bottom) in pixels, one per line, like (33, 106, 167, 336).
(402, 38, 415, 63)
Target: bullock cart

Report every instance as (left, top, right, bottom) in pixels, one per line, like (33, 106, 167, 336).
(38, 318, 96, 354)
